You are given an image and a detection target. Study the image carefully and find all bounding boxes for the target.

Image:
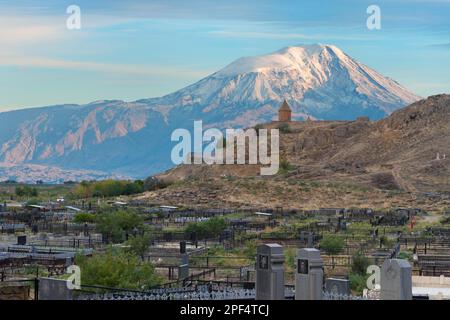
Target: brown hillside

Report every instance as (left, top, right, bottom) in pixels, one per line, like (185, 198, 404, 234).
(140, 95, 450, 209)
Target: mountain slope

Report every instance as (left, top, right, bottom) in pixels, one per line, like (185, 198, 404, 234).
(0, 44, 420, 181)
(159, 95, 450, 192)
(146, 95, 450, 209)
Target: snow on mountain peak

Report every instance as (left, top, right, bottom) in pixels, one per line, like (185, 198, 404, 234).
(215, 44, 344, 77)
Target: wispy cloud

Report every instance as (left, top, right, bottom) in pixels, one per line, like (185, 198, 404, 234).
(0, 54, 212, 78)
(207, 29, 376, 41)
(208, 30, 311, 40)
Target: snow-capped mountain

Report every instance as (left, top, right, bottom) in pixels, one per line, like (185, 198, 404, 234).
(0, 44, 421, 181)
(140, 44, 420, 123)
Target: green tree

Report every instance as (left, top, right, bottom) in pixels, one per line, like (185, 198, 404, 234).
(126, 234, 151, 260)
(96, 210, 144, 243)
(15, 186, 38, 197)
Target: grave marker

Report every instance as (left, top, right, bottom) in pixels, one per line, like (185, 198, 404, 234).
(255, 243, 285, 300)
(295, 248, 323, 300)
(325, 278, 350, 296)
(380, 259, 412, 300)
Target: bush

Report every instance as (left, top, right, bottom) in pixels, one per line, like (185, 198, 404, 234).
(76, 248, 161, 290)
(320, 235, 344, 255)
(143, 177, 170, 192)
(351, 251, 370, 275)
(349, 273, 368, 295)
(242, 240, 257, 260)
(74, 212, 96, 223)
(278, 159, 295, 174)
(397, 251, 412, 261)
(185, 217, 227, 239)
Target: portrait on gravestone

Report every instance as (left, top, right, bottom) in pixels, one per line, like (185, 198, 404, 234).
(298, 259, 309, 274)
(259, 254, 269, 269)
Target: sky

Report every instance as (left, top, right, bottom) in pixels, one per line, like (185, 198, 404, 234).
(0, 0, 449, 111)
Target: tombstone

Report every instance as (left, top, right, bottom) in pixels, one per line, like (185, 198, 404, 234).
(17, 235, 27, 245)
(38, 278, 73, 300)
(255, 244, 285, 300)
(307, 232, 314, 247)
(380, 259, 412, 300)
(178, 241, 189, 280)
(180, 241, 187, 254)
(295, 248, 323, 300)
(325, 278, 350, 296)
(83, 223, 89, 237)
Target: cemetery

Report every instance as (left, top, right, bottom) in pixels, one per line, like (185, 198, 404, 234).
(0, 184, 449, 300)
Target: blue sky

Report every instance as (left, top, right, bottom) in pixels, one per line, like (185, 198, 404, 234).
(0, 0, 449, 111)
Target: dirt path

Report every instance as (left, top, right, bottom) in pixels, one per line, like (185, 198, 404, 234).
(392, 165, 417, 193)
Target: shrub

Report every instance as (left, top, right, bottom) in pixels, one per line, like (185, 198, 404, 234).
(143, 177, 170, 192)
(349, 273, 368, 295)
(73, 180, 145, 198)
(320, 235, 344, 255)
(185, 217, 227, 239)
(96, 210, 144, 243)
(74, 212, 96, 223)
(351, 251, 370, 275)
(76, 248, 161, 290)
(278, 159, 295, 174)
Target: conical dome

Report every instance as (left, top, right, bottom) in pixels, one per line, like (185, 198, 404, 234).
(279, 99, 292, 112)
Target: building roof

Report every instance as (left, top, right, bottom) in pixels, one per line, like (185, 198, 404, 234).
(279, 99, 292, 112)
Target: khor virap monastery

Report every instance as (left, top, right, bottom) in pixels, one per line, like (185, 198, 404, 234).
(278, 99, 292, 122)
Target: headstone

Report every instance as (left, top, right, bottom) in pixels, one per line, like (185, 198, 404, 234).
(325, 278, 350, 295)
(178, 241, 189, 279)
(380, 259, 412, 300)
(295, 248, 323, 300)
(256, 243, 285, 300)
(38, 278, 73, 300)
(307, 232, 314, 247)
(180, 241, 187, 254)
(17, 235, 27, 245)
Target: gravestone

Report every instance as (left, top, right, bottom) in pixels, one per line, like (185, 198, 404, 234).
(178, 241, 189, 279)
(38, 278, 73, 300)
(17, 235, 27, 245)
(380, 259, 412, 300)
(325, 278, 350, 295)
(255, 243, 285, 300)
(307, 233, 314, 247)
(295, 248, 323, 300)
